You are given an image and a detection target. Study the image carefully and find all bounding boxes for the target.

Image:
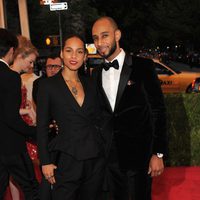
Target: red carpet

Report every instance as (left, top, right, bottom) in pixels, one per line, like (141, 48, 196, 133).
(4, 167, 200, 200)
(152, 167, 200, 200)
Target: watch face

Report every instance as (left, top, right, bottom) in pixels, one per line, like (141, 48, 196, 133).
(157, 153, 164, 158)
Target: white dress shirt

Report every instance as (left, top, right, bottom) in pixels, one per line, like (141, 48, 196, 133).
(102, 49, 125, 111)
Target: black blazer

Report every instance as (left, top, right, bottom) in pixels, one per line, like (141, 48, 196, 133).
(36, 72, 104, 165)
(92, 55, 167, 170)
(0, 61, 36, 155)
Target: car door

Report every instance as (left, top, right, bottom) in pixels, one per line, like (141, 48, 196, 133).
(154, 63, 180, 93)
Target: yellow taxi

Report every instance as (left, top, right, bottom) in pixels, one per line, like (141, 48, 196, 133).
(153, 59, 200, 93)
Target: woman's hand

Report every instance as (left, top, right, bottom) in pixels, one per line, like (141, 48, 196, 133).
(27, 109, 36, 125)
(42, 164, 57, 184)
(49, 120, 59, 134)
(26, 100, 32, 109)
(20, 108, 36, 125)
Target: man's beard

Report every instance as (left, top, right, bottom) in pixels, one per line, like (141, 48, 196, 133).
(99, 42, 117, 59)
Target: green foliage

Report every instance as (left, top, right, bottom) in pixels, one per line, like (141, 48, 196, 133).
(165, 93, 200, 166)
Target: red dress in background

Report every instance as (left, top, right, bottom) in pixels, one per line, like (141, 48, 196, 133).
(20, 85, 41, 182)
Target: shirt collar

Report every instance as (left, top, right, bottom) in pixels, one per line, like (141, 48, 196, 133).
(0, 59, 9, 67)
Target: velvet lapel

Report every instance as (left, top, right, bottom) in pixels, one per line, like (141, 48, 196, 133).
(114, 54, 133, 111)
(97, 67, 113, 113)
(57, 72, 89, 120)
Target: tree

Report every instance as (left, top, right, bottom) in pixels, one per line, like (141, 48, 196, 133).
(150, 0, 200, 51)
(27, 0, 59, 48)
(5, 0, 200, 52)
(60, 0, 100, 42)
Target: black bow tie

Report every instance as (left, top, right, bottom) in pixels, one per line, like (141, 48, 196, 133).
(102, 59, 119, 71)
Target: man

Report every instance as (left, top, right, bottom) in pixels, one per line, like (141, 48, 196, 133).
(92, 16, 167, 200)
(45, 55, 62, 78)
(32, 53, 62, 104)
(32, 53, 62, 200)
(0, 29, 38, 199)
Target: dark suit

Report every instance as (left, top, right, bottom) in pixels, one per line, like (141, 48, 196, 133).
(37, 71, 105, 200)
(92, 55, 167, 200)
(33, 76, 55, 200)
(0, 61, 39, 200)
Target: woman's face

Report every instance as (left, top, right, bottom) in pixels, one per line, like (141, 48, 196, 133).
(61, 36, 86, 71)
(18, 53, 36, 73)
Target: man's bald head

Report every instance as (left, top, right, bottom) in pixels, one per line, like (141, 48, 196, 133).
(92, 16, 118, 31)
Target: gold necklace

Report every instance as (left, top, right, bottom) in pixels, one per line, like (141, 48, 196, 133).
(65, 79, 80, 97)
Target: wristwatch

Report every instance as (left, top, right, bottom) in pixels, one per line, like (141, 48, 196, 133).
(156, 153, 164, 158)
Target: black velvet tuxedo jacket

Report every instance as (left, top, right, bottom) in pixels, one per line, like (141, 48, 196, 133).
(92, 54, 167, 170)
(0, 61, 36, 155)
(36, 72, 104, 165)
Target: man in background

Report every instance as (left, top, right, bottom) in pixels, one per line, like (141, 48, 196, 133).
(32, 53, 62, 104)
(0, 28, 38, 200)
(32, 52, 62, 200)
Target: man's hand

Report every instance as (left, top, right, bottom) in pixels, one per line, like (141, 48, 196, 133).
(42, 164, 57, 184)
(148, 155, 164, 177)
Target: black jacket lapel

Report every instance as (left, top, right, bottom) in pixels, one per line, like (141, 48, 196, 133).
(57, 72, 89, 119)
(114, 54, 133, 111)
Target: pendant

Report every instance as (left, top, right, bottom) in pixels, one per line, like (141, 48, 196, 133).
(71, 86, 78, 96)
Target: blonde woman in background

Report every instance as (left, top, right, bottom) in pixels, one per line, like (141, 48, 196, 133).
(11, 35, 38, 127)
(9, 35, 40, 200)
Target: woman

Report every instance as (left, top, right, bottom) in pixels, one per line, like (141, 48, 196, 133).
(37, 34, 105, 200)
(11, 35, 39, 162)
(8, 35, 40, 199)
(11, 35, 38, 127)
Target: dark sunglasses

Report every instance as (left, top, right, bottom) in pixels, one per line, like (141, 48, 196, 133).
(46, 64, 62, 69)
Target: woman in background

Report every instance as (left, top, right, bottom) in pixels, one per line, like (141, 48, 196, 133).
(9, 35, 40, 200)
(11, 35, 39, 164)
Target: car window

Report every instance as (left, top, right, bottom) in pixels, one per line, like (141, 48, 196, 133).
(165, 61, 186, 73)
(155, 63, 173, 75)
